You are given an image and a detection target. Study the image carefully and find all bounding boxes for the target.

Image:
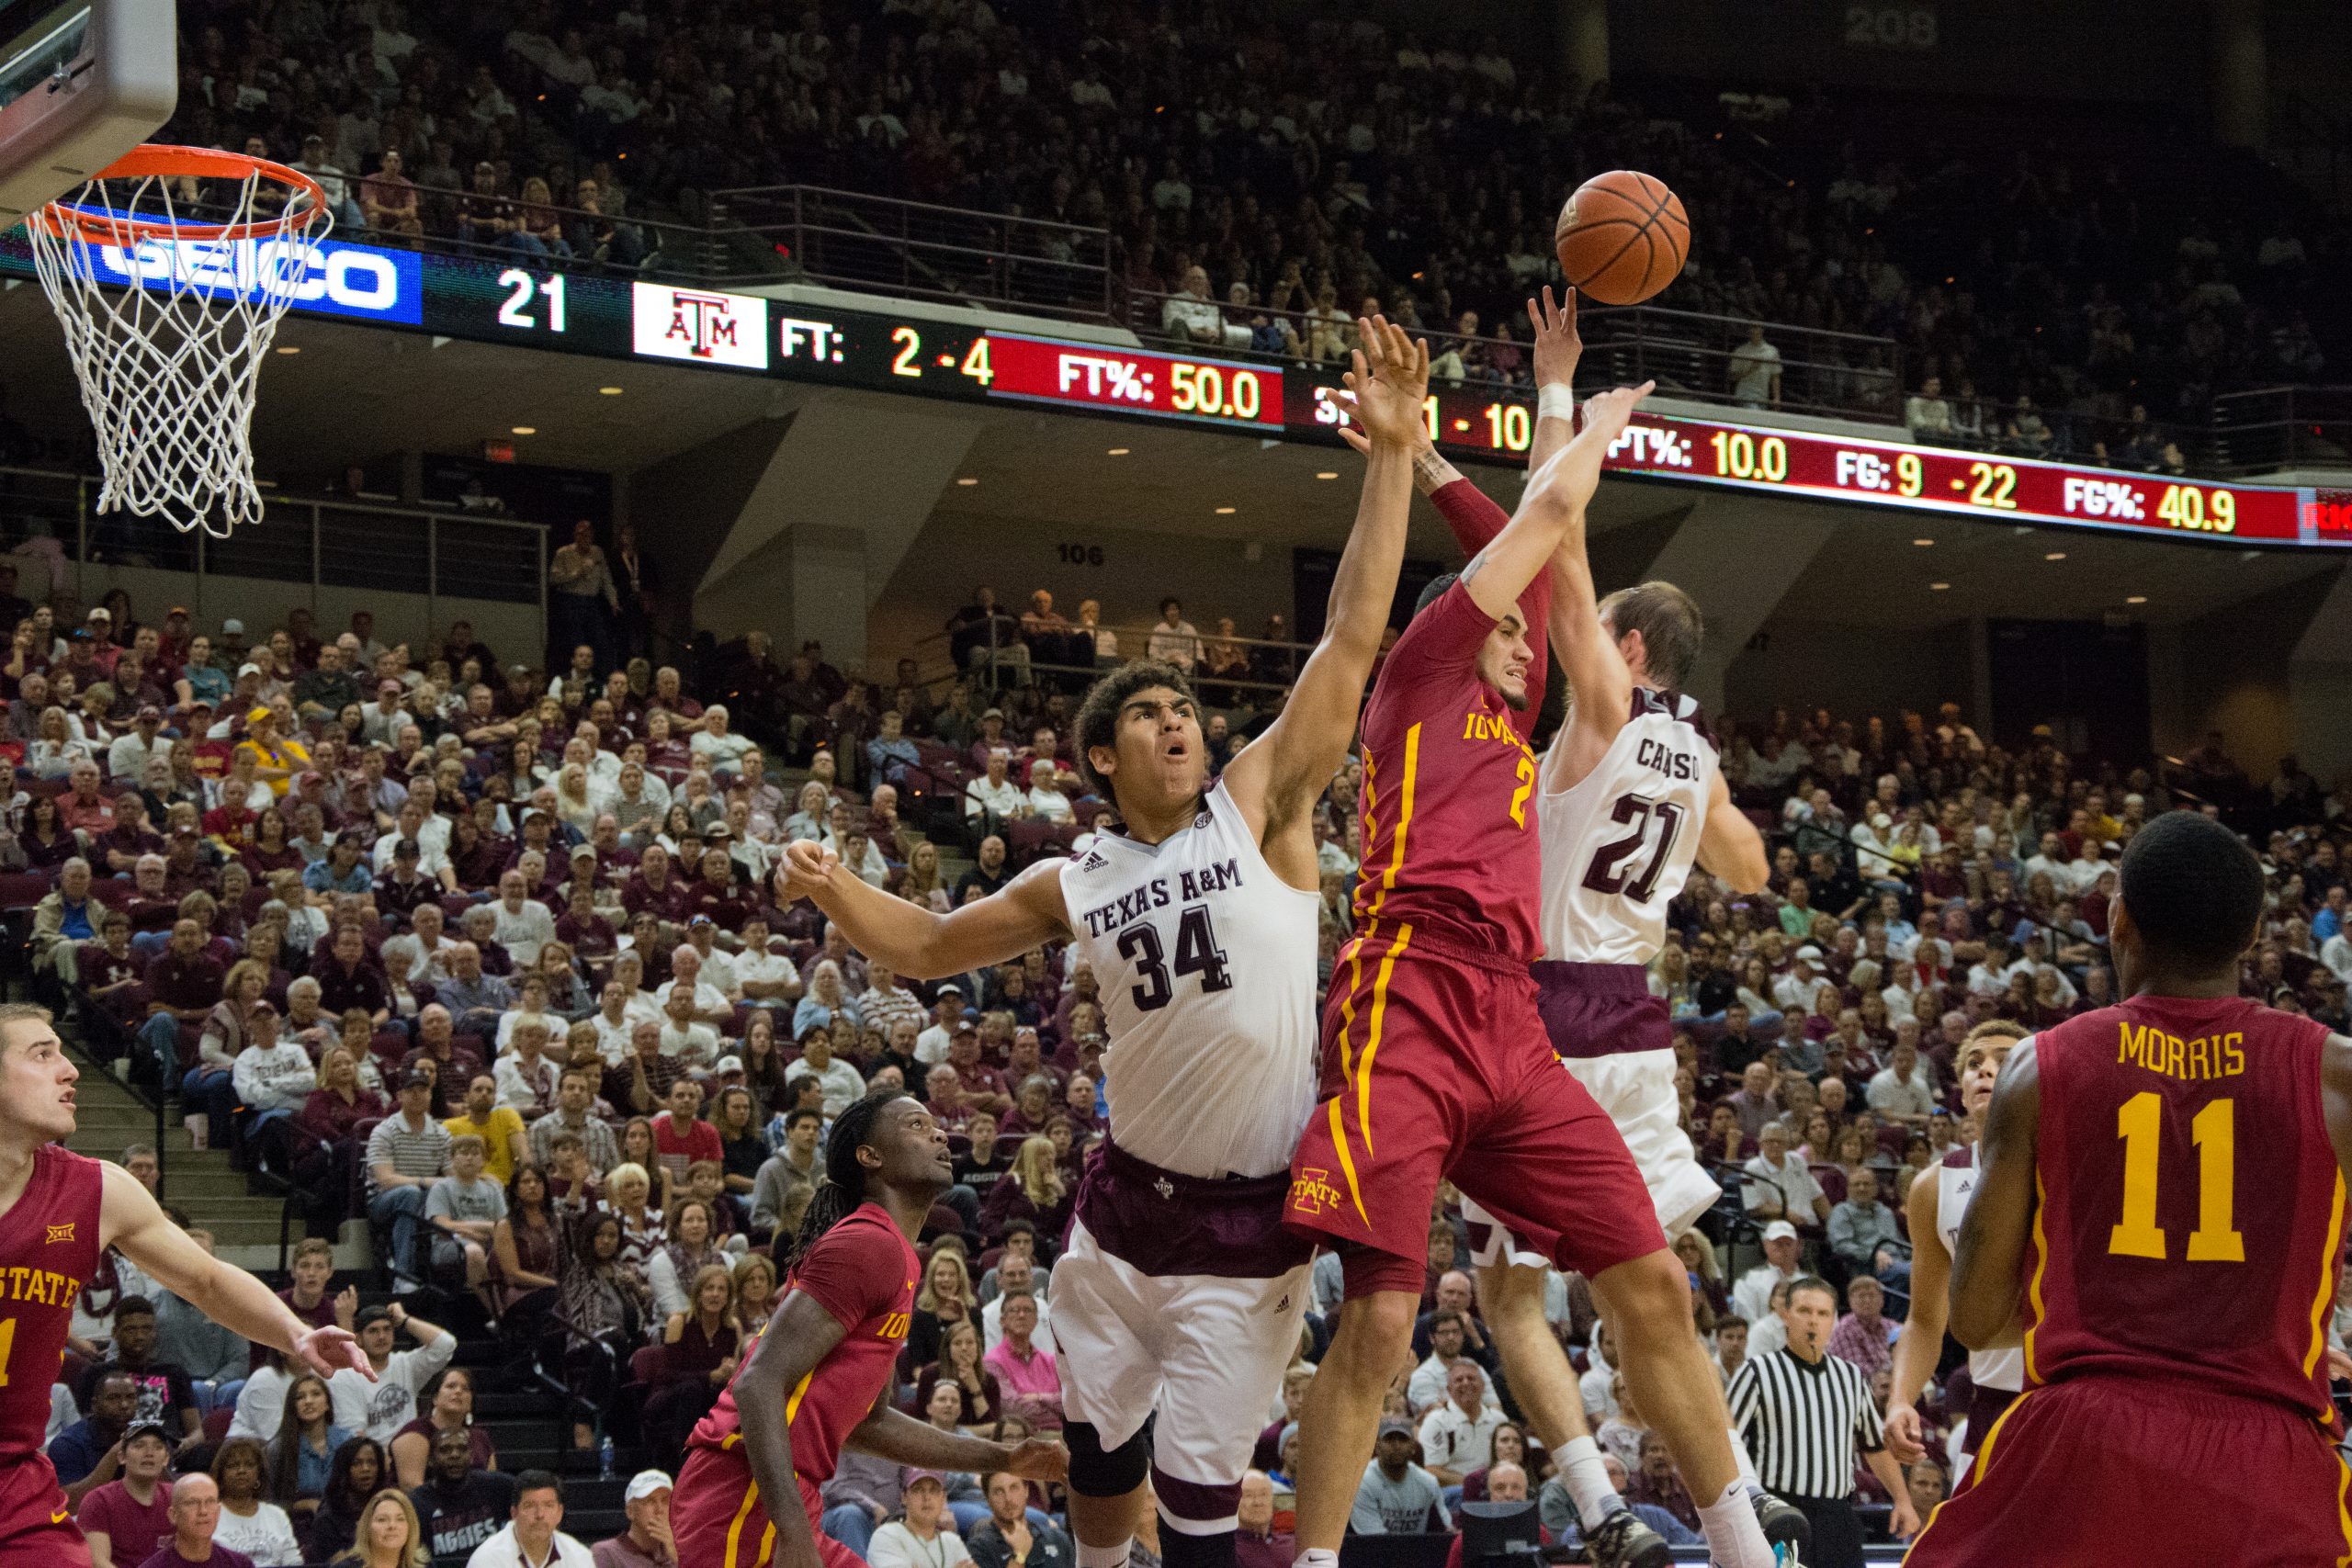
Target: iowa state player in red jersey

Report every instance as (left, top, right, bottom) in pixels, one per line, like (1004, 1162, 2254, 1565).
(0, 1004, 368, 1567)
(673, 1090, 1063, 1568)
(1283, 378, 1774, 1568)
(1907, 811, 2352, 1568)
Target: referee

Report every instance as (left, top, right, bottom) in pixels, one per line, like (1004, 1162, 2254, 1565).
(1726, 1277, 1918, 1568)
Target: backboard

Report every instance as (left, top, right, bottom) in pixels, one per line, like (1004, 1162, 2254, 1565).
(0, 0, 174, 222)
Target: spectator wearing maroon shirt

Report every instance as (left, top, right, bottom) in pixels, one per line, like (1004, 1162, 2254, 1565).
(251, 1239, 353, 1371)
(315, 924, 391, 1024)
(104, 794, 167, 874)
(78, 1422, 177, 1568)
(945, 1028, 1012, 1119)
(296, 1044, 386, 1146)
(404, 1004, 488, 1090)
(624, 844, 687, 921)
(160, 829, 218, 898)
(137, 919, 226, 1079)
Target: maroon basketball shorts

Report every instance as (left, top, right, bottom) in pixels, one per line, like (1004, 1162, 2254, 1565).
(0, 1455, 91, 1568)
(673, 1443, 862, 1568)
(1286, 926, 1664, 1292)
(1904, 1374, 2352, 1568)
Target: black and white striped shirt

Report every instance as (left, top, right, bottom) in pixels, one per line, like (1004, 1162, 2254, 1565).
(1725, 1346, 1883, 1501)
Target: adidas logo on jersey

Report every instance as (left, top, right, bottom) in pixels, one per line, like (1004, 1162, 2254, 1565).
(1080, 851, 1108, 872)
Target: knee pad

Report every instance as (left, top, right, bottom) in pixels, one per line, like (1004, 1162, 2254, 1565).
(1064, 1419, 1150, 1498)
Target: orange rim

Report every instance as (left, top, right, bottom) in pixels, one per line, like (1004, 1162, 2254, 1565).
(28, 143, 328, 245)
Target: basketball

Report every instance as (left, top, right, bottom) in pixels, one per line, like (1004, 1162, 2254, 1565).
(1554, 170, 1690, 306)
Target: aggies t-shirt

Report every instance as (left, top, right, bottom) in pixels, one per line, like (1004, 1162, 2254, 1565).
(412, 1471, 517, 1558)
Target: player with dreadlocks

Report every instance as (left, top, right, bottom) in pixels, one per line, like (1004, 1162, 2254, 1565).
(673, 1089, 1067, 1568)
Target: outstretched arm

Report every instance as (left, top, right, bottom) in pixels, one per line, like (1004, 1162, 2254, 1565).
(775, 843, 1069, 979)
(1457, 381, 1653, 626)
(100, 1163, 368, 1379)
(1951, 1039, 2040, 1349)
(1227, 318, 1426, 857)
(848, 1399, 1067, 1481)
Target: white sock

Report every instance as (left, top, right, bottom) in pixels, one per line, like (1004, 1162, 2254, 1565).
(1294, 1550, 1339, 1568)
(1555, 1436, 1623, 1528)
(1696, 1479, 1775, 1568)
(1078, 1541, 1130, 1568)
(1727, 1423, 1761, 1489)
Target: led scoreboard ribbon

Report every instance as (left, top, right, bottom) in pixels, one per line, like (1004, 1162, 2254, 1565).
(5, 231, 2335, 547)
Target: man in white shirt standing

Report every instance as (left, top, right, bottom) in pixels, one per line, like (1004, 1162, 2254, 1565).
(1727, 324, 1781, 408)
(466, 1472, 595, 1568)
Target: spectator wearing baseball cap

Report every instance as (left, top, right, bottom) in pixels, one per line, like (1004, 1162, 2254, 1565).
(108, 704, 170, 782)
(1353, 1417, 1448, 1534)
(76, 1420, 176, 1568)
(591, 1472, 676, 1568)
(867, 1471, 973, 1568)
(1731, 1221, 1808, 1329)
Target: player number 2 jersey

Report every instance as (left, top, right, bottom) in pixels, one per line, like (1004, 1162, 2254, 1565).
(1538, 687, 1718, 966)
(1060, 781, 1319, 1179)
(2025, 995, 2346, 1427)
(0, 1145, 103, 1462)
(1351, 581, 1548, 965)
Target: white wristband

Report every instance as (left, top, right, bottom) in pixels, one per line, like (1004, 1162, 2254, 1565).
(1537, 384, 1577, 425)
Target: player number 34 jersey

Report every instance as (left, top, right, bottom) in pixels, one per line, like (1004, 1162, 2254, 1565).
(1539, 687, 1718, 967)
(1060, 781, 1319, 1180)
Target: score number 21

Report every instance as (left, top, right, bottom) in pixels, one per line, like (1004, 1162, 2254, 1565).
(496, 270, 568, 333)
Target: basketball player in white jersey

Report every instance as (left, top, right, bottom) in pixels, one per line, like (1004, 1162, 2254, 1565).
(1883, 1020, 2028, 1483)
(1363, 289, 1797, 1565)
(777, 319, 1430, 1568)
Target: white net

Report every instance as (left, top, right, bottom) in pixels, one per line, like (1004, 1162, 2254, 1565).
(28, 159, 328, 538)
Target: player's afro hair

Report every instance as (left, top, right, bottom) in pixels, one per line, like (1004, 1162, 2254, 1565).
(2116, 810, 2263, 970)
(1074, 660, 1199, 800)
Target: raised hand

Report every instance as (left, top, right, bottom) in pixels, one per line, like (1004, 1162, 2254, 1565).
(1337, 315, 1432, 451)
(1526, 285, 1581, 389)
(1575, 379, 1654, 446)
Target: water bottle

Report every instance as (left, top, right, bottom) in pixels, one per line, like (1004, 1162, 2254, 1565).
(599, 1438, 616, 1482)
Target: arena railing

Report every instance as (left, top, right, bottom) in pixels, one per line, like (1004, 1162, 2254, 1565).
(0, 465, 549, 647)
(919, 620, 1317, 706)
(2209, 386, 2352, 476)
(704, 185, 1118, 322)
(1128, 288, 1905, 425)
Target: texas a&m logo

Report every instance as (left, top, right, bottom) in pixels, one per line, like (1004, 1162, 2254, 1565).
(630, 282, 771, 369)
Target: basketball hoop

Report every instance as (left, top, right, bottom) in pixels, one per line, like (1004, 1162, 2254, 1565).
(25, 144, 331, 538)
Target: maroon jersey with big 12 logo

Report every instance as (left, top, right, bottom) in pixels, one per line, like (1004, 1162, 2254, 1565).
(2025, 994, 2346, 1429)
(0, 1145, 104, 1462)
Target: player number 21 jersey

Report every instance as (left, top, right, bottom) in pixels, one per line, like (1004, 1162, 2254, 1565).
(1539, 687, 1718, 967)
(1060, 780, 1319, 1180)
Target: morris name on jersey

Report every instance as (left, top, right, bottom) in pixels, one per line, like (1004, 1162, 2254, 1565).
(1078, 857, 1245, 937)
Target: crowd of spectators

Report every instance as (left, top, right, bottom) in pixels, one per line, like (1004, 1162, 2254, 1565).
(15, 570, 2352, 1562)
(155, 1, 2344, 454)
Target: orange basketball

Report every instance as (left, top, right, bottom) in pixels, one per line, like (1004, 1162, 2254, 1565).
(1554, 170, 1690, 306)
